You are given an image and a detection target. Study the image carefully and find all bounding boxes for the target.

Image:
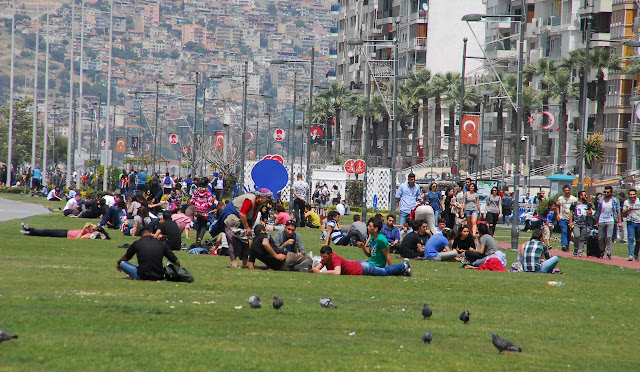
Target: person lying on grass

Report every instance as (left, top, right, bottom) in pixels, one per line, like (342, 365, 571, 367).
(117, 228, 180, 280)
(310, 245, 411, 276)
(21, 222, 110, 240)
(247, 224, 312, 271)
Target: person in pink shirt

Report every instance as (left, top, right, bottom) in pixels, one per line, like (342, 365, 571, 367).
(21, 222, 110, 239)
(273, 203, 292, 231)
(171, 205, 194, 239)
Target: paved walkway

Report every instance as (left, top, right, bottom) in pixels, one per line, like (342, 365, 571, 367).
(0, 197, 50, 222)
(496, 241, 640, 269)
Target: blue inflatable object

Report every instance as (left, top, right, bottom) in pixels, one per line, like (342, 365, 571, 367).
(251, 159, 289, 201)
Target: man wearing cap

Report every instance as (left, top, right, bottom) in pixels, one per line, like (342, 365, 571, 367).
(395, 173, 422, 226)
(210, 188, 273, 268)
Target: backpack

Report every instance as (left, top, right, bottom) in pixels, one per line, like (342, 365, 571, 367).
(164, 263, 194, 283)
(164, 176, 172, 186)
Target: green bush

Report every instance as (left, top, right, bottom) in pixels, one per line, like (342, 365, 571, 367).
(0, 186, 29, 194)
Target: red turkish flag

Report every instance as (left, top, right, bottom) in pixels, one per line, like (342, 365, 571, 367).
(461, 115, 479, 145)
(214, 132, 224, 151)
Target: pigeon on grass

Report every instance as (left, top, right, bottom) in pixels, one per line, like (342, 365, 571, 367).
(491, 333, 522, 354)
(248, 296, 262, 309)
(0, 330, 18, 344)
(272, 296, 283, 310)
(421, 330, 432, 344)
(422, 302, 432, 319)
(319, 297, 337, 309)
(459, 311, 470, 324)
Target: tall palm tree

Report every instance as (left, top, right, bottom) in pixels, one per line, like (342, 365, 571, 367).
(370, 94, 389, 166)
(590, 47, 620, 133)
(405, 69, 433, 162)
(316, 83, 352, 159)
(344, 93, 367, 155)
(429, 73, 450, 159)
(545, 69, 579, 165)
(309, 95, 333, 154)
(398, 83, 420, 166)
(524, 59, 557, 165)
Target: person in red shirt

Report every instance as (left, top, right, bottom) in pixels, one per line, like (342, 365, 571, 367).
(310, 245, 410, 276)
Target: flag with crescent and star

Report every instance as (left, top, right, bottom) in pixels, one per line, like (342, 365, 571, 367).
(461, 115, 479, 145)
(115, 137, 126, 153)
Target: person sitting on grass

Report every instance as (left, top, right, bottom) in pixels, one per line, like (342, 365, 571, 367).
(452, 225, 476, 255)
(74, 194, 101, 219)
(21, 222, 110, 240)
(247, 224, 312, 271)
(123, 206, 153, 237)
(153, 211, 182, 251)
(304, 204, 321, 229)
(519, 229, 559, 273)
(355, 217, 412, 276)
(273, 203, 292, 231)
(324, 210, 366, 246)
(310, 245, 411, 276)
(423, 229, 458, 261)
(380, 214, 401, 251)
(171, 205, 194, 240)
(273, 220, 306, 254)
(98, 200, 126, 230)
(47, 186, 63, 201)
(464, 223, 498, 265)
(63, 193, 83, 216)
(117, 228, 180, 280)
(396, 220, 428, 259)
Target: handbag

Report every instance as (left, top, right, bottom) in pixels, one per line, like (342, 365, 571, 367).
(164, 263, 195, 283)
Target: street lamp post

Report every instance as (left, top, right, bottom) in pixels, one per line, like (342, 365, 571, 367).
(153, 80, 159, 174)
(390, 37, 399, 217)
(462, 8, 525, 251)
(192, 71, 199, 177)
(457, 38, 468, 184)
(240, 61, 248, 191)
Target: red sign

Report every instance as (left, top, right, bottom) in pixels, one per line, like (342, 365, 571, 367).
(354, 159, 366, 175)
(262, 154, 284, 165)
(169, 134, 178, 144)
(214, 132, 224, 151)
(461, 115, 479, 145)
(273, 128, 285, 142)
(101, 140, 106, 148)
(344, 159, 355, 174)
(183, 146, 190, 153)
(310, 126, 323, 141)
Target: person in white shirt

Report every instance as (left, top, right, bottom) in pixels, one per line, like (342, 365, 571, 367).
(63, 194, 82, 216)
(291, 173, 309, 227)
(336, 200, 350, 215)
(623, 189, 640, 261)
(595, 186, 622, 260)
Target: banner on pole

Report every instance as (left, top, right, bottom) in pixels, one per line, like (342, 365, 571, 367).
(461, 115, 479, 145)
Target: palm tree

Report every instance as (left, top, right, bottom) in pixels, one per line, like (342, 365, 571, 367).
(370, 94, 389, 166)
(309, 95, 333, 154)
(429, 73, 450, 160)
(590, 47, 620, 133)
(405, 69, 433, 162)
(398, 83, 420, 166)
(545, 69, 579, 165)
(316, 83, 352, 159)
(580, 133, 605, 169)
(524, 59, 557, 165)
(343, 93, 367, 155)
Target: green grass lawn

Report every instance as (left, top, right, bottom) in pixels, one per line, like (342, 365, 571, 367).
(1, 195, 639, 371)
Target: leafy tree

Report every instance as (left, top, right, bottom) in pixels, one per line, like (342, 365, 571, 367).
(315, 83, 352, 159)
(580, 133, 604, 169)
(0, 97, 43, 167)
(524, 59, 557, 165)
(405, 69, 432, 162)
(50, 48, 66, 63)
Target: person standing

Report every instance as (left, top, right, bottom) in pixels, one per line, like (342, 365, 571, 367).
(622, 189, 640, 261)
(501, 191, 513, 224)
(424, 182, 443, 223)
(291, 173, 309, 227)
(213, 173, 224, 200)
(394, 173, 422, 226)
(32, 166, 42, 191)
(461, 183, 481, 236)
(136, 169, 147, 194)
(162, 172, 175, 195)
(442, 188, 456, 229)
(189, 177, 215, 243)
(568, 191, 593, 257)
(556, 185, 578, 252)
(484, 187, 502, 235)
(595, 186, 622, 260)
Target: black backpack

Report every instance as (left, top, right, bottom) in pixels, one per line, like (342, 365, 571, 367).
(165, 263, 194, 283)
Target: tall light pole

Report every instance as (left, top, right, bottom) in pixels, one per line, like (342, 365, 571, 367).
(462, 8, 525, 251)
(240, 61, 248, 191)
(43, 2, 50, 186)
(153, 80, 160, 174)
(457, 38, 468, 184)
(390, 37, 399, 217)
(77, 0, 85, 187)
(193, 71, 199, 176)
(6, 0, 15, 185)
(103, 0, 113, 191)
(271, 49, 315, 190)
(31, 0, 40, 186)
(577, 15, 591, 191)
(66, 0, 75, 189)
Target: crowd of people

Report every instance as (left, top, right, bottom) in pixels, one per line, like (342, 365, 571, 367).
(35, 167, 640, 280)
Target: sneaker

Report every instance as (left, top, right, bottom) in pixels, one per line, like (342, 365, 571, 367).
(635, 255, 639, 261)
(403, 258, 412, 276)
(20, 230, 30, 235)
(629, 255, 634, 261)
(572, 249, 577, 256)
(578, 253, 582, 257)
(562, 245, 569, 252)
(21, 223, 30, 231)
(607, 254, 612, 260)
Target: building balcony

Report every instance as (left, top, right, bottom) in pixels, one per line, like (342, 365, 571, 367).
(329, 48, 338, 58)
(329, 27, 338, 36)
(605, 93, 631, 108)
(632, 122, 640, 138)
(612, 0, 634, 5)
(603, 127, 628, 142)
(411, 37, 427, 51)
(408, 11, 428, 24)
(330, 4, 340, 14)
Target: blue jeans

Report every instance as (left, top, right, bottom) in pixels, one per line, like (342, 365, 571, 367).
(559, 219, 570, 247)
(398, 211, 410, 227)
(358, 261, 406, 276)
(537, 256, 559, 273)
(433, 209, 441, 224)
(100, 206, 121, 229)
(119, 261, 140, 279)
(628, 221, 640, 256)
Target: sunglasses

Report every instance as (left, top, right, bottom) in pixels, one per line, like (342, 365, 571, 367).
(285, 220, 297, 226)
